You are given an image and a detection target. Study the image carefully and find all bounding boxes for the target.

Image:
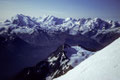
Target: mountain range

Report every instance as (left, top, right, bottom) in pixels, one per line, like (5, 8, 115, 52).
(0, 14, 120, 80)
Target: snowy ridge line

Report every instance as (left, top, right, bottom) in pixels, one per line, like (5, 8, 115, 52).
(0, 14, 120, 35)
(54, 38, 120, 80)
(0, 14, 120, 51)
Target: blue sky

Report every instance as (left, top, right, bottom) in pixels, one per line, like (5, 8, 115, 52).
(0, 0, 120, 21)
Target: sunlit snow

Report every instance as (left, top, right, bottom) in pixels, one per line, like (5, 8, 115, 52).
(55, 38, 120, 80)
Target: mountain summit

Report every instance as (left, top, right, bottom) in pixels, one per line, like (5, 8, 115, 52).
(1, 14, 120, 50)
(55, 38, 120, 80)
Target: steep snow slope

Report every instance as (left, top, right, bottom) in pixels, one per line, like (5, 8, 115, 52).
(55, 38, 120, 80)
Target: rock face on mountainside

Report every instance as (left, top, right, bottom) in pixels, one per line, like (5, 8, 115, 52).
(14, 44, 72, 80)
(54, 38, 120, 80)
(14, 44, 94, 80)
(0, 14, 120, 80)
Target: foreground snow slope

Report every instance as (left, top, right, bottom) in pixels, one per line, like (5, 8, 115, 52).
(55, 38, 120, 80)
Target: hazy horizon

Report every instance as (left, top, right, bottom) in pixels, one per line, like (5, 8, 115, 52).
(0, 0, 120, 21)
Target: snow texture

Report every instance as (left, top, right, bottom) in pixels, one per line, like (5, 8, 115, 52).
(54, 38, 120, 80)
(65, 46, 94, 67)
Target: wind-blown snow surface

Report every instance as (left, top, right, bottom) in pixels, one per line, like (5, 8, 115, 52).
(54, 38, 120, 80)
(65, 46, 94, 67)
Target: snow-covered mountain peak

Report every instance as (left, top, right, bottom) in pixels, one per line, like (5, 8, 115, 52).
(0, 14, 120, 50)
(10, 14, 37, 27)
(11, 14, 29, 22)
(64, 17, 72, 21)
(14, 43, 94, 80)
(0, 14, 120, 80)
(40, 15, 64, 25)
(54, 38, 120, 80)
(4, 14, 119, 32)
(94, 17, 102, 21)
